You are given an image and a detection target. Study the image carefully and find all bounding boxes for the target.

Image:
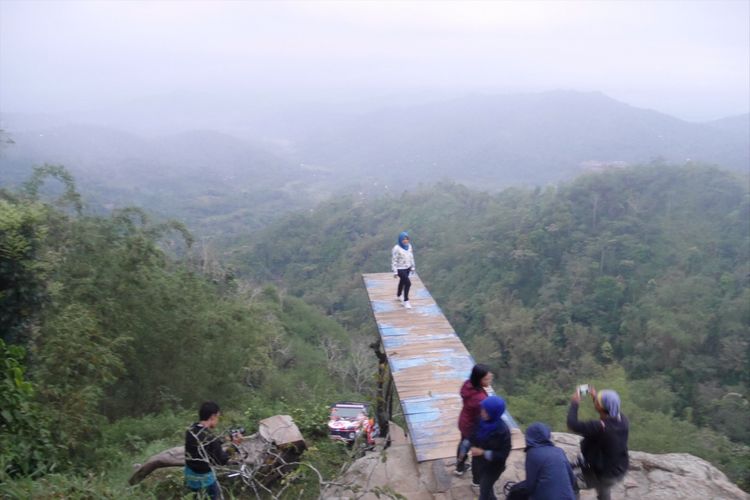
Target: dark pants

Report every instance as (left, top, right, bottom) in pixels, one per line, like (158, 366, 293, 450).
(576, 459, 622, 500)
(474, 456, 504, 500)
(456, 438, 470, 466)
(396, 268, 411, 301)
(581, 470, 620, 500)
(455, 439, 481, 485)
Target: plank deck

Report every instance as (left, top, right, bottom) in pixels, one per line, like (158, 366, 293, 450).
(363, 272, 522, 463)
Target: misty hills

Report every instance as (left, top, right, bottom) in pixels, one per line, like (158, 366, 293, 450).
(0, 124, 314, 233)
(294, 91, 749, 186)
(0, 124, 294, 182)
(1, 91, 747, 233)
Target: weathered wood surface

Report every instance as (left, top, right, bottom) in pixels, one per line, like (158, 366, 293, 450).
(363, 273, 523, 463)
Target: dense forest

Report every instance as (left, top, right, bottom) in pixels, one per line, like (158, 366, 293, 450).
(0, 166, 369, 498)
(1, 163, 748, 496)
(232, 164, 750, 487)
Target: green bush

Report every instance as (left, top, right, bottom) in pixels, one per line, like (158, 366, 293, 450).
(0, 340, 56, 477)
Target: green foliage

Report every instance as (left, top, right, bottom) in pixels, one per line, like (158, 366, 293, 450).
(1, 167, 369, 495)
(22, 164, 82, 214)
(0, 339, 56, 477)
(0, 196, 50, 342)
(0, 471, 149, 500)
(33, 304, 126, 463)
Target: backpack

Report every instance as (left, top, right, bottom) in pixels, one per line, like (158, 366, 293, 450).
(503, 480, 530, 500)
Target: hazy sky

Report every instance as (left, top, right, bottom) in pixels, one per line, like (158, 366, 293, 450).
(1, 0, 748, 121)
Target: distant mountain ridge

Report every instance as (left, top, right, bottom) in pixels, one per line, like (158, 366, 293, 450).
(1, 91, 747, 235)
(294, 91, 749, 186)
(2, 91, 747, 189)
(0, 124, 310, 236)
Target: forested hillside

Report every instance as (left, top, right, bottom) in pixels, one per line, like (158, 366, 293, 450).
(2, 164, 748, 495)
(0, 166, 367, 497)
(0, 125, 323, 238)
(232, 164, 750, 487)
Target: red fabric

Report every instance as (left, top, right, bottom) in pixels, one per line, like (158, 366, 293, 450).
(457, 379, 488, 438)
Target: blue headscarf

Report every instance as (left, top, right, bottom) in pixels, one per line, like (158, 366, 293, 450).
(524, 422, 553, 450)
(397, 231, 410, 250)
(598, 390, 621, 421)
(475, 396, 506, 442)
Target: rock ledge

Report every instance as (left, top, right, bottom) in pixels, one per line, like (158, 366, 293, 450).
(323, 424, 749, 500)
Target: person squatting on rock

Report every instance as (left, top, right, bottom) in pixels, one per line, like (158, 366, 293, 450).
(505, 422, 578, 500)
(567, 388, 629, 500)
(455, 364, 493, 482)
(469, 396, 512, 500)
(391, 231, 415, 309)
(184, 401, 242, 499)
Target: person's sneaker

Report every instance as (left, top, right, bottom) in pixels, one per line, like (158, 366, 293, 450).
(404, 301, 412, 309)
(471, 481, 480, 489)
(395, 295, 402, 302)
(454, 461, 471, 476)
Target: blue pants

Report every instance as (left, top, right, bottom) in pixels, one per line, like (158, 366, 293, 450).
(187, 481, 220, 499)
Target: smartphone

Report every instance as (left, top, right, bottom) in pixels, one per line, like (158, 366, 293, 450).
(578, 384, 589, 396)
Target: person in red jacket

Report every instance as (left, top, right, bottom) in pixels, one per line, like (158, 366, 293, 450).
(455, 364, 493, 483)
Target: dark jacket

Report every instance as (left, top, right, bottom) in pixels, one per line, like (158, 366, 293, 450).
(185, 423, 230, 474)
(524, 422, 577, 500)
(458, 380, 488, 438)
(567, 402, 629, 479)
(472, 418, 512, 476)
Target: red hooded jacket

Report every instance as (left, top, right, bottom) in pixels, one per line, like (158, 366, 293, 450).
(457, 379, 488, 438)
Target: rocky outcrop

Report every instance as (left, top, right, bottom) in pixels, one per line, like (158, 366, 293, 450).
(323, 424, 748, 500)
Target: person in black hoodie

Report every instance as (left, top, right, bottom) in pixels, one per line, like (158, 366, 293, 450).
(470, 396, 512, 500)
(567, 388, 629, 500)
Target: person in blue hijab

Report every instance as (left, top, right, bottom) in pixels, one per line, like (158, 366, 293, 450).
(391, 231, 415, 309)
(470, 396, 512, 500)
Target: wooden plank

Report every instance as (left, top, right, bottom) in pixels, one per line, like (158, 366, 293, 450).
(363, 272, 522, 464)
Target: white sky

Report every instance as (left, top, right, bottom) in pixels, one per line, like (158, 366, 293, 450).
(1, 0, 748, 121)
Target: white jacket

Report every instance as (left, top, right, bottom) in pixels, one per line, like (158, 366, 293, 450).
(391, 244, 415, 273)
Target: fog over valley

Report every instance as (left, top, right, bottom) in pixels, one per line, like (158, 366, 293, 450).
(2, 1, 748, 237)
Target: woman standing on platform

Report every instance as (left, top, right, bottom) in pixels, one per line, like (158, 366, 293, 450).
(455, 364, 492, 482)
(391, 231, 415, 309)
(470, 396, 512, 500)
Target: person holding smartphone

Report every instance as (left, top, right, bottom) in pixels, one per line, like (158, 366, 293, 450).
(567, 387, 629, 500)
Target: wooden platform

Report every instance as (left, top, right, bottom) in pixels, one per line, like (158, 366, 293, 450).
(363, 273, 522, 463)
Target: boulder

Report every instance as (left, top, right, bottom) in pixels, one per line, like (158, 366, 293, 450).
(323, 424, 749, 499)
(129, 414, 306, 485)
